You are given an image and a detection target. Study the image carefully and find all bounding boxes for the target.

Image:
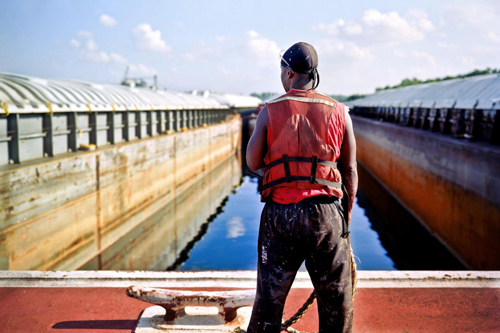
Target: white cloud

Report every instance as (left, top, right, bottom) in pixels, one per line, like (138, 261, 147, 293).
(129, 63, 157, 76)
(247, 30, 259, 38)
(73, 32, 126, 65)
(344, 23, 363, 35)
(457, 56, 476, 66)
(441, 3, 496, 27)
(393, 50, 407, 58)
(216, 36, 227, 42)
(74, 31, 99, 52)
(77, 31, 93, 39)
(70, 39, 80, 48)
(437, 43, 457, 49)
(314, 9, 434, 46)
(246, 30, 280, 66)
(410, 51, 437, 66)
(441, 3, 500, 45)
(316, 39, 373, 61)
(84, 51, 110, 63)
(181, 43, 224, 63)
(85, 39, 98, 51)
(182, 53, 196, 61)
(361, 9, 433, 43)
(313, 20, 341, 35)
(133, 24, 171, 53)
(406, 9, 434, 32)
(110, 53, 127, 64)
(484, 31, 500, 43)
(99, 14, 117, 27)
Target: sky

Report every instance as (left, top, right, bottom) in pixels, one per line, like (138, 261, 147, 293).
(1, 0, 499, 96)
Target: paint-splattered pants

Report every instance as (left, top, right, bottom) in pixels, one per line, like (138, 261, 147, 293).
(247, 196, 353, 333)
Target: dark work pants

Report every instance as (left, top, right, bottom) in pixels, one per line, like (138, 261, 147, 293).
(247, 196, 353, 333)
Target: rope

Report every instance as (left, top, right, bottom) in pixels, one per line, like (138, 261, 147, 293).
(1, 101, 10, 117)
(46, 101, 54, 114)
(234, 247, 357, 333)
(281, 291, 316, 330)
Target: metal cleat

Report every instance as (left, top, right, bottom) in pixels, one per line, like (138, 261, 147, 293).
(127, 286, 255, 332)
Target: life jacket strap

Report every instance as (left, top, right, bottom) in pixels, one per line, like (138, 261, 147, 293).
(310, 155, 318, 184)
(265, 156, 337, 171)
(261, 176, 342, 191)
(283, 154, 293, 183)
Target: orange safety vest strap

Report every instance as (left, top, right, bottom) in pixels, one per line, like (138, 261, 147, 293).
(261, 176, 342, 192)
(261, 154, 342, 191)
(265, 155, 337, 170)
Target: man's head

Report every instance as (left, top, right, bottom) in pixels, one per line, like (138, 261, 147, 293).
(280, 42, 320, 92)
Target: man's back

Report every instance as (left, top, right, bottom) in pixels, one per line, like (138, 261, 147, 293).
(262, 88, 346, 204)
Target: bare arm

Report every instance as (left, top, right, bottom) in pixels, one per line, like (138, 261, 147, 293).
(246, 106, 269, 171)
(340, 112, 358, 224)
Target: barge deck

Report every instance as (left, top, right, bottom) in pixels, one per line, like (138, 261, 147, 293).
(1, 271, 499, 333)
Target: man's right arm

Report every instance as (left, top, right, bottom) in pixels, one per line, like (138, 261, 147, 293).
(340, 112, 358, 224)
(246, 106, 269, 171)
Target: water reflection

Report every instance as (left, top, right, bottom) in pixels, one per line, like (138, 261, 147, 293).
(82, 153, 464, 271)
(179, 174, 398, 271)
(356, 165, 465, 270)
(180, 165, 465, 271)
(82, 155, 242, 270)
(226, 216, 246, 239)
(179, 177, 262, 270)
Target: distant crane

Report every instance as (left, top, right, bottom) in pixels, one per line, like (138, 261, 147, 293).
(121, 65, 159, 90)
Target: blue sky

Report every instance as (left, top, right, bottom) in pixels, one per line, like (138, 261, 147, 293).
(1, 0, 499, 95)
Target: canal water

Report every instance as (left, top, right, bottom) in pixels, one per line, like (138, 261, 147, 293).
(178, 159, 464, 271)
(76, 150, 464, 271)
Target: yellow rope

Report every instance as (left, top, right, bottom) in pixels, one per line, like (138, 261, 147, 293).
(86, 102, 93, 113)
(0, 101, 9, 116)
(46, 101, 54, 114)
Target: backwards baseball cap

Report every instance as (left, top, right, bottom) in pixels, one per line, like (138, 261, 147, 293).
(280, 42, 318, 74)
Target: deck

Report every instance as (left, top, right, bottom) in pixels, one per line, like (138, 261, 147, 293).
(0, 271, 499, 333)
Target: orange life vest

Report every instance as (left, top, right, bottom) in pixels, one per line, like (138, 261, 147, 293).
(261, 89, 346, 203)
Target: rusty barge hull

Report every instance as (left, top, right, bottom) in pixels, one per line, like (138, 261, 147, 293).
(0, 117, 242, 271)
(353, 116, 500, 269)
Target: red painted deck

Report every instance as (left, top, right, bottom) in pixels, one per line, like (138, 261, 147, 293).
(1, 287, 499, 333)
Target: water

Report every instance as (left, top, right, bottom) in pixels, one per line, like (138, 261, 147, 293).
(179, 176, 396, 270)
(178, 163, 465, 271)
(73, 149, 464, 271)
(179, 177, 262, 270)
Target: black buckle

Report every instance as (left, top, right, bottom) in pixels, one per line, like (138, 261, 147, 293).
(282, 154, 292, 183)
(310, 155, 318, 184)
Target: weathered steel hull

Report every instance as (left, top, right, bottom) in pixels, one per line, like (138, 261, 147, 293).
(353, 116, 500, 269)
(0, 117, 242, 270)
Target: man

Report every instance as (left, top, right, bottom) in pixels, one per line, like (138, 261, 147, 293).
(246, 42, 358, 333)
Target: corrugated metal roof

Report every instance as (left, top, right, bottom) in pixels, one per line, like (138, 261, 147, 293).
(0, 73, 229, 114)
(352, 74, 500, 110)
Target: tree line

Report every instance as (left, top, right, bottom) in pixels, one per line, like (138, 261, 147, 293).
(250, 67, 499, 103)
(250, 92, 367, 103)
(375, 67, 500, 92)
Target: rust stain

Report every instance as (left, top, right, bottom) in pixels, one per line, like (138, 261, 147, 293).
(356, 134, 500, 270)
(0, 118, 242, 271)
